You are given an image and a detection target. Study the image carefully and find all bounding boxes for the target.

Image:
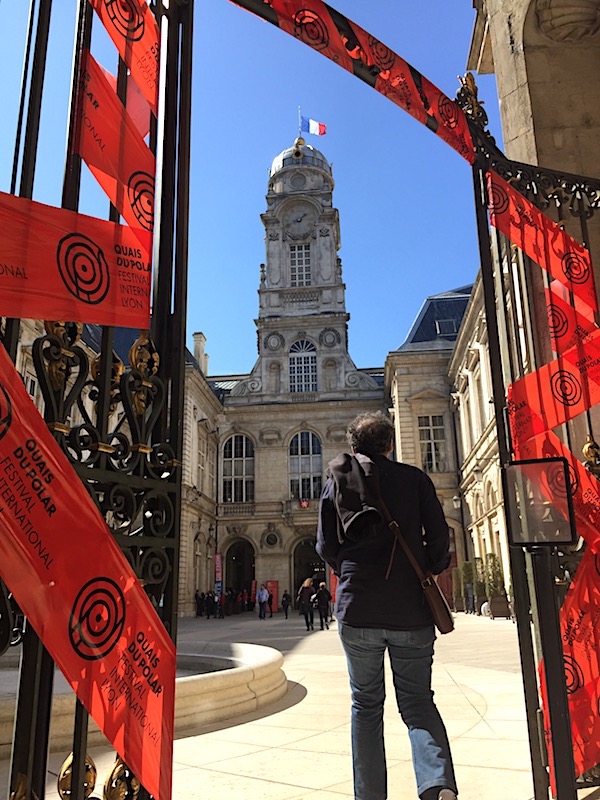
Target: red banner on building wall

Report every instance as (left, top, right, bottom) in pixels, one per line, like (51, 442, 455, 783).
(0, 191, 151, 328)
(0, 342, 175, 800)
(77, 50, 155, 249)
(230, 0, 475, 163)
(87, 0, 159, 116)
(266, 580, 279, 613)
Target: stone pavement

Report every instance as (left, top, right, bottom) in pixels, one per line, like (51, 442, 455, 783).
(3, 611, 600, 799)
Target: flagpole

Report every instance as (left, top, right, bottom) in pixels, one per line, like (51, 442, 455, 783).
(298, 106, 301, 137)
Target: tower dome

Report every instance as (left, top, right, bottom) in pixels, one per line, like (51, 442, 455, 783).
(270, 136, 332, 177)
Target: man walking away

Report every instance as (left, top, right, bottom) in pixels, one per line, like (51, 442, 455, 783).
(316, 411, 457, 800)
(256, 583, 268, 620)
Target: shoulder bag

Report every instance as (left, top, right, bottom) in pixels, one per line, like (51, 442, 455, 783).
(379, 496, 454, 635)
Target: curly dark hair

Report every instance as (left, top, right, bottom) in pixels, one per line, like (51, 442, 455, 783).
(346, 411, 394, 455)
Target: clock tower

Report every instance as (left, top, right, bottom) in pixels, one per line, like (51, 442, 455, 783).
(230, 137, 379, 402)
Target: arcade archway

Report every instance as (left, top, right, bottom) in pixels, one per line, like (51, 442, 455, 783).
(293, 537, 325, 598)
(225, 539, 255, 594)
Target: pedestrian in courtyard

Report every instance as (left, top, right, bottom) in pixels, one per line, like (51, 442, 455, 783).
(316, 410, 457, 800)
(297, 578, 315, 631)
(314, 581, 332, 630)
(256, 583, 268, 620)
(268, 590, 274, 617)
(205, 591, 214, 620)
(281, 589, 292, 619)
(194, 590, 204, 618)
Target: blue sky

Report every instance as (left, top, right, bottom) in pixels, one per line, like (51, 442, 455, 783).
(0, 2, 502, 375)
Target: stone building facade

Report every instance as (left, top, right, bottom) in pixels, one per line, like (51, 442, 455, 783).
(178, 138, 387, 615)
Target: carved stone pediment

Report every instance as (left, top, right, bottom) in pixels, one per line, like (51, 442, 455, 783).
(259, 427, 281, 445)
(326, 424, 347, 443)
(536, 0, 600, 42)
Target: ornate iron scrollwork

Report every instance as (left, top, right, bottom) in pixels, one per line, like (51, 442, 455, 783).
(32, 322, 89, 436)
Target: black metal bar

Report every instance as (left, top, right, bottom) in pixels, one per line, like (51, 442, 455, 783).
(472, 163, 550, 799)
(9, 627, 54, 799)
(530, 548, 577, 799)
(70, 701, 90, 800)
(10, 0, 37, 195)
(61, 0, 92, 211)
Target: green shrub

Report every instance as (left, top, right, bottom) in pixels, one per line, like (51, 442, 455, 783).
(484, 552, 505, 597)
(451, 567, 462, 599)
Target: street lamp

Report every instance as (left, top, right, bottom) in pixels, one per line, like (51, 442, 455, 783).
(452, 494, 461, 510)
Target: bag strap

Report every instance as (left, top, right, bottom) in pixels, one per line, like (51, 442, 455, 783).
(378, 494, 428, 583)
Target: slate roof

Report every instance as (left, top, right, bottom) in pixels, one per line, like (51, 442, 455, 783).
(397, 285, 473, 352)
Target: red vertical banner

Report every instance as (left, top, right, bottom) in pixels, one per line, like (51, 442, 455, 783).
(250, 580, 257, 604)
(266, 580, 279, 613)
(0, 343, 174, 800)
(329, 568, 338, 604)
(77, 50, 155, 250)
(87, 0, 160, 115)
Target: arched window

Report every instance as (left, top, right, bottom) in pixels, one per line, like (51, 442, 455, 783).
(289, 340, 317, 393)
(289, 431, 322, 500)
(222, 434, 255, 503)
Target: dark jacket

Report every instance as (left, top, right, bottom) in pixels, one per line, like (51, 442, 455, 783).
(314, 587, 332, 611)
(297, 585, 315, 612)
(316, 453, 450, 630)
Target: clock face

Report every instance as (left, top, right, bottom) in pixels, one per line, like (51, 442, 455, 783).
(282, 204, 316, 239)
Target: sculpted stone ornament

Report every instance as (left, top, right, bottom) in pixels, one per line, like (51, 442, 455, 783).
(536, 0, 600, 42)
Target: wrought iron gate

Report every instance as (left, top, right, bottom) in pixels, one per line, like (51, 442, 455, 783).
(467, 109, 600, 799)
(0, 1, 193, 798)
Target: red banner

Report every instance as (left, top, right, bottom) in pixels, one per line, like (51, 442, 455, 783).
(266, 580, 279, 613)
(77, 50, 155, 249)
(0, 343, 174, 800)
(0, 191, 151, 328)
(508, 329, 600, 444)
(487, 170, 598, 312)
(101, 64, 151, 139)
(539, 548, 600, 794)
(88, 0, 159, 116)
(230, 0, 475, 163)
(546, 280, 597, 355)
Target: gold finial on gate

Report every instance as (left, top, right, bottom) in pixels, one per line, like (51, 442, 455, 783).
(456, 72, 489, 130)
(57, 752, 98, 799)
(582, 434, 600, 477)
(103, 757, 141, 800)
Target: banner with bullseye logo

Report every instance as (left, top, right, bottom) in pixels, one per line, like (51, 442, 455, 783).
(230, 0, 475, 163)
(77, 50, 155, 249)
(0, 191, 150, 328)
(87, 0, 159, 116)
(0, 342, 175, 800)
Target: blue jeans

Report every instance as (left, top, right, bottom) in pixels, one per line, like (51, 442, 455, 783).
(339, 623, 456, 800)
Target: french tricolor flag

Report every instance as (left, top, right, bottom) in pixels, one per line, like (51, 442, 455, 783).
(301, 115, 327, 136)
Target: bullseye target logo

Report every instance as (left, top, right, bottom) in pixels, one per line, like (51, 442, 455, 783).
(547, 460, 579, 499)
(564, 654, 584, 694)
(367, 36, 395, 71)
(487, 181, 509, 215)
(69, 578, 126, 661)
(293, 9, 329, 51)
(57, 233, 110, 305)
(0, 382, 12, 443)
(562, 251, 590, 285)
(547, 303, 569, 340)
(438, 96, 459, 130)
(550, 369, 583, 407)
(128, 171, 155, 231)
(104, 0, 145, 42)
